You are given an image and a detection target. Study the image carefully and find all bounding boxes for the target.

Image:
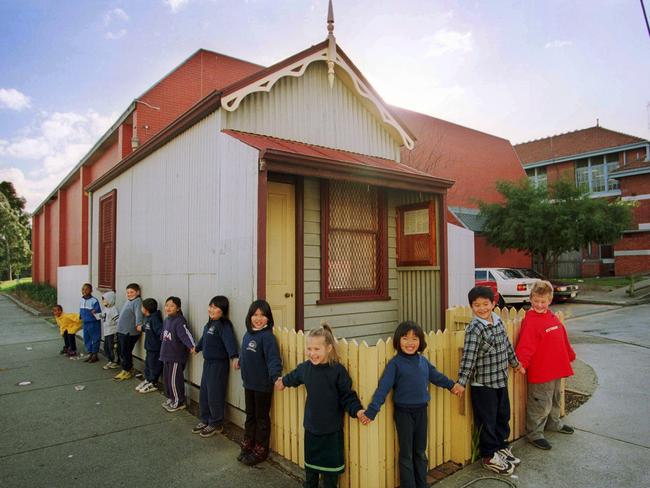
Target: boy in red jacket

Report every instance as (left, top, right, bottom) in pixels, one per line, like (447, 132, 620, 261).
(516, 281, 576, 450)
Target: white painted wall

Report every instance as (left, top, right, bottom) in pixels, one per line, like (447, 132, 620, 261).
(56, 265, 89, 313)
(447, 223, 475, 307)
(91, 111, 259, 413)
(225, 62, 401, 161)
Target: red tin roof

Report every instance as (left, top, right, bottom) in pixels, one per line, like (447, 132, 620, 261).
(223, 129, 453, 193)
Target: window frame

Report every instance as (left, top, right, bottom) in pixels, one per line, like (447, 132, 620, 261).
(98, 189, 117, 291)
(318, 180, 389, 304)
(575, 153, 621, 194)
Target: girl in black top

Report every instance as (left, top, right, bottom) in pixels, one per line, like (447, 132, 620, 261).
(276, 323, 365, 488)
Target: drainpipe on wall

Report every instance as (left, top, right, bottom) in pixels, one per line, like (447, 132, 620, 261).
(87, 191, 93, 284)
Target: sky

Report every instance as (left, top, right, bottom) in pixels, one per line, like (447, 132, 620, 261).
(1, 0, 649, 212)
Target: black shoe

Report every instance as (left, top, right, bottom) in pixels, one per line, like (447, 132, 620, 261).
(558, 425, 575, 434)
(199, 424, 223, 438)
(60, 347, 68, 355)
(192, 422, 208, 434)
(88, 353, 99, 363)
(529, 438, 552, 450)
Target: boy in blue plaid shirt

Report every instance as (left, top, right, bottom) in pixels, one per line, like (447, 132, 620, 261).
(456, 286, 525, 475)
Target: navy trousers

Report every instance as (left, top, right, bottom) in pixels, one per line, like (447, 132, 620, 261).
(244, 389, 273, 450)
(103, 333, 117, 362)
(63, 330, 77, 352)
(394, 406, 429, 488)
(82, 320, 101, 354)
(118, 332, 140, 371)
(144, 350, 163, 383)
(164, 361, 186, 407)
(199, 359, 229, 426)
(470, 385, 511, 458)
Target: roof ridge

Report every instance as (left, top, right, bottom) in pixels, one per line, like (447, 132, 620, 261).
(514, 125, 647, 146)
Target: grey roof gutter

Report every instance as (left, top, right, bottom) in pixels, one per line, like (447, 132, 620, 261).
(31, 102, 137, 215)
(521, 141, 649, 169)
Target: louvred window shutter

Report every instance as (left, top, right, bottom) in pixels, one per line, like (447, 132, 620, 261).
(98, 190, 116, 290)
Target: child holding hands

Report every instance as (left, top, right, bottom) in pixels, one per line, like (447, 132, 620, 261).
(276, 323, 364, 488)
(516, 281, 576, 450)
(238, 299, 282, 466)
(457, 286, 525, 475)
(193, 295, 239, 437)
(362, 321, 463, 488)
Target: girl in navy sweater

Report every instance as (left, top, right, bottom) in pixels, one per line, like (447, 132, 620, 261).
(362, 321, 463, 488)
(159, 296, 195, 412)
(276, 323, 364, 488)
(238, 299, 282, 466)
(192, 295, 239, 437)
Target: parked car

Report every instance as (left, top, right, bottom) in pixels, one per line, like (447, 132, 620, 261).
(475, 279, 502, 308)
(475, 268, 539, 307)
(513, 268, 580, 302)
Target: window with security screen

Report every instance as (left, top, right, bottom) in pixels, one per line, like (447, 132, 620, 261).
(320, 180, 388, 303)
(98, 190, 116, 290)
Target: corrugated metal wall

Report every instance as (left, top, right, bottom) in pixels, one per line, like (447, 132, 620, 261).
(91, 111, 259, 410)
(224, 62, 401, 161)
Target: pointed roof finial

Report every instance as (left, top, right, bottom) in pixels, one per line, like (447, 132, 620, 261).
(326, 0, 336, 88)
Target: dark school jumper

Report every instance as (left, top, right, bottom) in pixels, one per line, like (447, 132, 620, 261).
(282, 361, 363, 488)
(365, 352, 454, 488)
(79, 294, 101, 354)
(195, 318, 239, 428)
(239, 326, 282, 460)
(160, 313, 195, 408)
(142, 310, 163, 384)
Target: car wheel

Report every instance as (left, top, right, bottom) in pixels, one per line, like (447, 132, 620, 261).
(498, 296, 506, 309)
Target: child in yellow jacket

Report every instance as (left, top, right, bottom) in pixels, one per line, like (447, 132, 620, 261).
(53, 305, 82, 358)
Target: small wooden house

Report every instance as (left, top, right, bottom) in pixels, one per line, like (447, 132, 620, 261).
(86, 33, 454, 414)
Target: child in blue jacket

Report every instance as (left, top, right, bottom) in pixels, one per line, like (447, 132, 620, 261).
(79, 283, 101, 363)
(238, 299, 282, 466)
(192, 295, 239, 438)
(136, 298, 163, 394)
(362, 321, 463, 488)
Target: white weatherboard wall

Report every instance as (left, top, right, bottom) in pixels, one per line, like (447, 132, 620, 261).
(225, 62, 401, 161)
(57, 265, 89, 313)
(91, 110, 259, 415)
(447, 223, 475, 307)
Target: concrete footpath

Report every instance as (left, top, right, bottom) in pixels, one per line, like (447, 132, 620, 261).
(433, 303, 650, 488)
(0, 294, 300, 488)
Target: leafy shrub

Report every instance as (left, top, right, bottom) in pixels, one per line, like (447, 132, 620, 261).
(14, 282, 57, 307)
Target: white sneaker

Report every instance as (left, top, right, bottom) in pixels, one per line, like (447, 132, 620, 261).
(482, 451, 514, 475)
(162, 398, 173, 408)
(135, 380, 148, 392)
(498, 447, 520, 466)
(140, 382, 158, 394)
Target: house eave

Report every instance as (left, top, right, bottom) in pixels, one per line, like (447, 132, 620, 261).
(522, 141, 649, 169)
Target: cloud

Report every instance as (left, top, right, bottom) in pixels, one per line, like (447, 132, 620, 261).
(0, 88, 32, 111)
(104, 7, 129, 24)
(105, 29, 127, 40)
(164, 0, 190, 13)
(425, 29, 473, 57)
(544, 40, 572, 49)
(103, 7, 129, 40)
(0, 110, 115, 211)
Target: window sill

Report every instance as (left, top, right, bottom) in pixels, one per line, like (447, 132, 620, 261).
(317, 294, 391, 305)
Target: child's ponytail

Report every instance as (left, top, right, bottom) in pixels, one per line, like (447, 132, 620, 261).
(308, 321, 339, 365)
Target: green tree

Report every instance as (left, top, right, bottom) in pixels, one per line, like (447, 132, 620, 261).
(479, 179, 634, 277)
(0, 181, 29, 226)
(0, 191, 31, 280)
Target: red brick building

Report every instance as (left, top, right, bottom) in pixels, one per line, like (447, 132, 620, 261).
(514, 126, 650, 277)
(32, 50, 531, 288)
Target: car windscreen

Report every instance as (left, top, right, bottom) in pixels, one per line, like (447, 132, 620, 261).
(518, 269, 544, 279)
(498, 269, 523, 279)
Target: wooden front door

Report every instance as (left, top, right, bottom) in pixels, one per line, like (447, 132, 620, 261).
(266, 182, 296, 329)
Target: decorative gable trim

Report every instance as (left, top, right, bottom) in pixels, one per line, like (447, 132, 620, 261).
(220, 46, 415, 150)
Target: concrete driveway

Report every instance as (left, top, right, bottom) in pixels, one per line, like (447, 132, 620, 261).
(0, 294, 301, 488)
